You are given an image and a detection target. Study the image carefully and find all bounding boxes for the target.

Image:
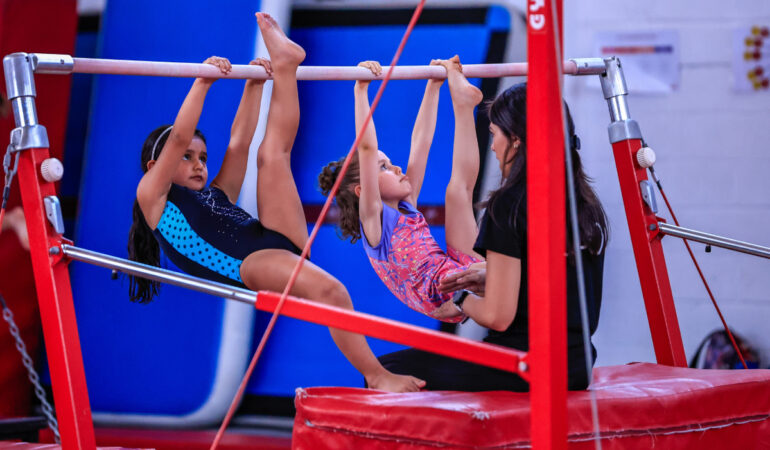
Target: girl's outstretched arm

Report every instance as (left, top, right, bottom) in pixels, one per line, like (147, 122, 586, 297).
(211, 58, 271, 203)
(406, 60, 444, 207)
(137, 56, 231, 228)
(355, 61, 384, 247)
(354, 61, 380, 152)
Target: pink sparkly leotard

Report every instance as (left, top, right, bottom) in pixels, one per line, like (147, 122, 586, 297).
(361, 200, 480, 322)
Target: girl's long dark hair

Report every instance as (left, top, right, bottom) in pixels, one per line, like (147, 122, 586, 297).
(318, 153, 362, 243)
(486, 83, 608, 257)
(127, 125, 206, 303)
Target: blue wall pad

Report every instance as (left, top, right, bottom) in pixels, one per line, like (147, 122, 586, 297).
(71, 0, 260, 426)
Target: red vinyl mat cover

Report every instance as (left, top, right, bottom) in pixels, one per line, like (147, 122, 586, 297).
(293, 363, 770, 449)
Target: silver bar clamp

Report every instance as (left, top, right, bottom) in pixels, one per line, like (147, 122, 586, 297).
(44, 196, 65, 235)
(600, 57, 643, 144)
(639, 180, 658, 214)
(4, 53, 50, 148)
(9, 125, 49, 151)
(30, 53, 74, 74)
(569, 58, 607, 76)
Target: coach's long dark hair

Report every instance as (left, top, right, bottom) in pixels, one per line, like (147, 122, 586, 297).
(486, 83, 608, 257)
(127, 125, 206, 303)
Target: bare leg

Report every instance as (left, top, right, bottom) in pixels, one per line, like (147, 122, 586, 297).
(444, 56, 483, 259)
(1, 207, 29, 250)
(254, 13, 309, 250)
(240, 249, 426, 392)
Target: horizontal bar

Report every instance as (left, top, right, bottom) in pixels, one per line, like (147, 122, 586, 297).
(28, 53, 598, 80)
(62, 244, 257, 303)
(61, 244, 526, 377)
(658, 223, 770, 260)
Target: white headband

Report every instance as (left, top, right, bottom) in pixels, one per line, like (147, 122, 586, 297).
(150, 126, 173, 161)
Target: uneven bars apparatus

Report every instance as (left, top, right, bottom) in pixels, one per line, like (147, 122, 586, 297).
(6, 49, 770, 449)
(29, 52, 607, 78)
(7, 52, 566, 450)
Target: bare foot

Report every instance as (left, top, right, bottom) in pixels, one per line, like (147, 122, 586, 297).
(367, 370, 426, 393)
(255, 12, 305, 70)
(440, 55, 482, 108)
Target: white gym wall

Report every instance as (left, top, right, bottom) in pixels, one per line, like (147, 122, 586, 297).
(564, 1, 770, 367)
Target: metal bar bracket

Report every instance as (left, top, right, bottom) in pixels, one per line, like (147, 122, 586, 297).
(569, 57, 606, 75)
(640, 180, 659, 214)
(43, 196, 65, 235)
(10, 125, 49, 151)
(30, 53, 74, 74)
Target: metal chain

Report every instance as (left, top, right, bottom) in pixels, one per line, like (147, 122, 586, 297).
(3, 139, 61, 443)
(1, 294, 61, 443)
(3, 126, 62, 443)
(2, 144, 20, 210)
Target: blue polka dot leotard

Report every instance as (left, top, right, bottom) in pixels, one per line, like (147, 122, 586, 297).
(151, 184, 302, 288)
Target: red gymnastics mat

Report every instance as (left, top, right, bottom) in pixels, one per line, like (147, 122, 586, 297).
(0, 445, 144, 450)
(292, 363, 770, 449)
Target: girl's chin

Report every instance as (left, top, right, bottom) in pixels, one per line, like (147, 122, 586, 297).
(181, 181, 205, 190)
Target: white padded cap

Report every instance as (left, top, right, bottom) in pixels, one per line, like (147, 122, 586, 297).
(40, 158, 64, 182)
(636, 147, 656, 169)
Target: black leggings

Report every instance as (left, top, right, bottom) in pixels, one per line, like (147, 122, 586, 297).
(378, 348, 529, 391)
(377, 346, 591, 392)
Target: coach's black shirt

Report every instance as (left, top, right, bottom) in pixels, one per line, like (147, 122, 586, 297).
(474, 181, 605, 389)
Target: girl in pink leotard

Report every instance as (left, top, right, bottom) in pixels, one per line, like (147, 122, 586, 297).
(319, 57, 483, 322)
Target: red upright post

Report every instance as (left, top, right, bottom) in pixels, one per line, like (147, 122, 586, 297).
(18, 148, 96, 448)
(4, 53, 96, 449)
(600, 58, 687, 367)
(610, 139, 687, 366)
(527, 1, 567, 449)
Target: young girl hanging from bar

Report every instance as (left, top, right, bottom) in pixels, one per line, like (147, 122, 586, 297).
(378, 83, 609, 391)
(126, 13, 424, 393)
(319, 56, 483, 323)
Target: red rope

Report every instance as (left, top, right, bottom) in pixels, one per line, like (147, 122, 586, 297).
(210, 2, 427, 448)
(0, 209, 5, 236)
(656, 180, 748, 370)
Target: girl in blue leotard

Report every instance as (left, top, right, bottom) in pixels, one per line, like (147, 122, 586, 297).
(126, 13, 424, 393)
